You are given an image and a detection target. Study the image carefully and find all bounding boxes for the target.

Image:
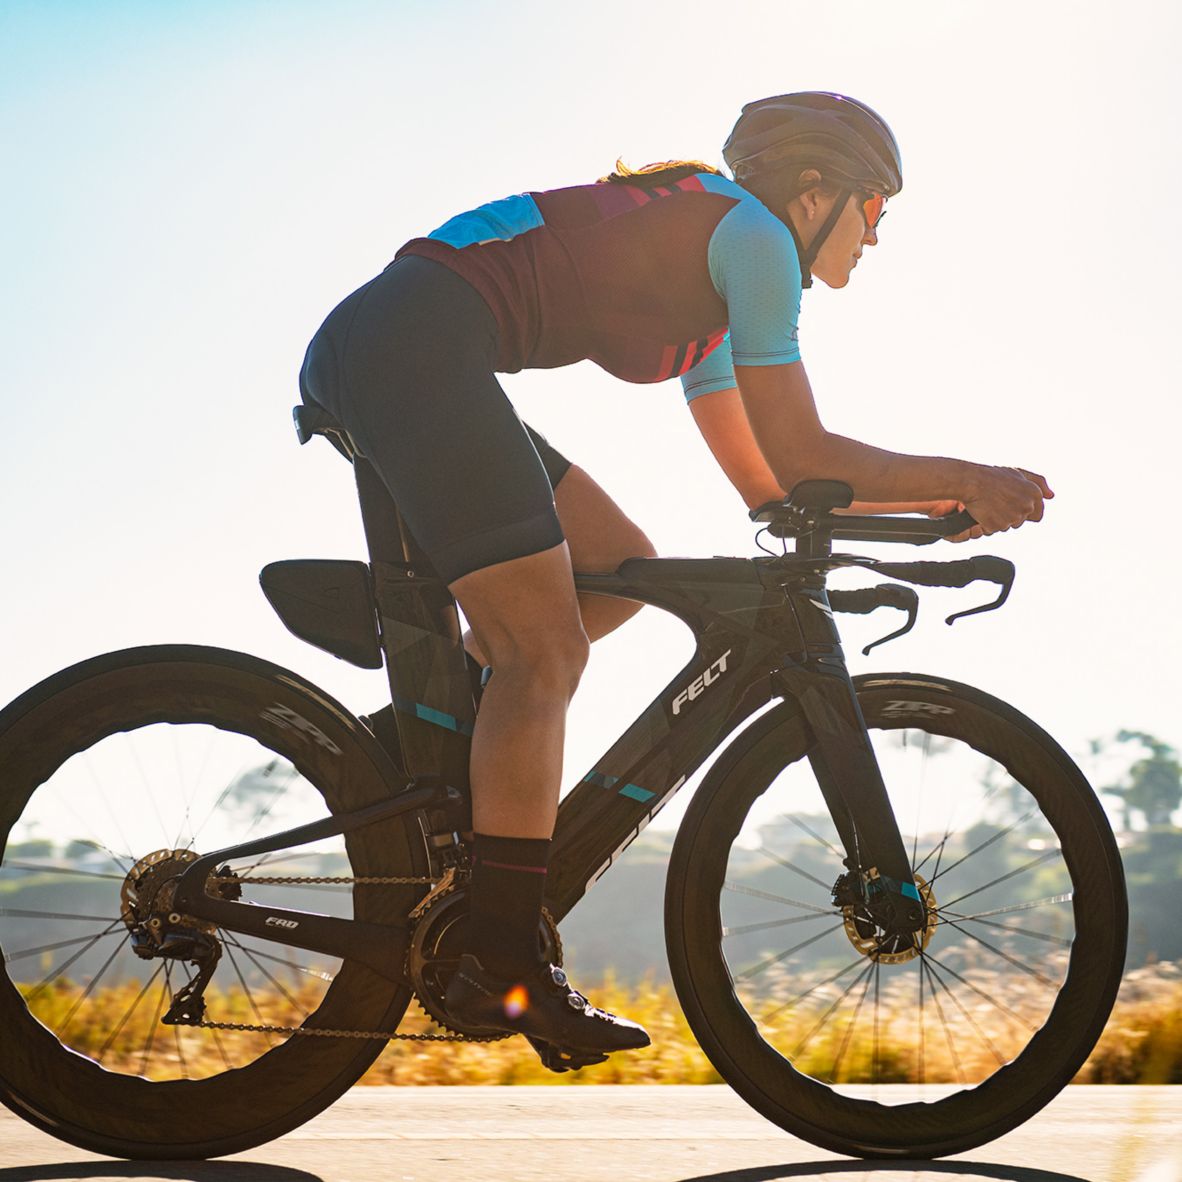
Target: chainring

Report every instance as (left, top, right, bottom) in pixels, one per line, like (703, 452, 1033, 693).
(406, 881, 562, 1038)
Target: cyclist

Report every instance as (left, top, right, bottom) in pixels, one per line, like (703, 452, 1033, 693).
(297, 91, 1052, 1071)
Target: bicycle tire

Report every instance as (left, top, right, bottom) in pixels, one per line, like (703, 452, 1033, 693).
(0, 645, 429, 1159)
(665, 672, 1127, 1159)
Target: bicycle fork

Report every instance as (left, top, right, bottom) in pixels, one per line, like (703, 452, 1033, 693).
(775, 583, 927, 935)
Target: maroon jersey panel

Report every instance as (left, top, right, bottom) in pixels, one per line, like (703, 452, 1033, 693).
(395, 176, 735, 382)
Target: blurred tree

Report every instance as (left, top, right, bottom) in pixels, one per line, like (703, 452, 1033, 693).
(1102, 732, 1182, 830)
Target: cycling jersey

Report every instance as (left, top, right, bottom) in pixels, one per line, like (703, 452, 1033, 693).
(300, 172, 806, 585)
(395, 173, 802, 401)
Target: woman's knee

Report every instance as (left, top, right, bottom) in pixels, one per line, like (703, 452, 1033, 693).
(492, 628, 590, 699)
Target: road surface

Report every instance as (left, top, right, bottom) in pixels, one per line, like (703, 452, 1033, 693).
(0, 1086, 1178, 1182)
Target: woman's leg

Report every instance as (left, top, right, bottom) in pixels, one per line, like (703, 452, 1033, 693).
(462, 463, 657, 665)
(448, 540, 589, 839)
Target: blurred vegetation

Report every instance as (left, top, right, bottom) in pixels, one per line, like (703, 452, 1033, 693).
(22, 958, 1181, 1086)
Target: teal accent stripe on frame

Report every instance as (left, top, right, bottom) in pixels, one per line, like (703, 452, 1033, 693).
(392, 694, 475, 737)
(901, 881, 922, 901)
(583, 771, 619, 789)
(583, 771, 656, 803)
(619, 783, 656, 803)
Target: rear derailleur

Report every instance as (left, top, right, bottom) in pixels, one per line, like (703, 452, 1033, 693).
(121, 848, 241, 1025)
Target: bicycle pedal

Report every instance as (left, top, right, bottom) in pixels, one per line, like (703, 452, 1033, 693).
(525, 1035, 610, 1073)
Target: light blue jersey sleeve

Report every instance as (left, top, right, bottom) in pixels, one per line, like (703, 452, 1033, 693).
(680, 179, 802, 404)
(681, 333, 737, 401)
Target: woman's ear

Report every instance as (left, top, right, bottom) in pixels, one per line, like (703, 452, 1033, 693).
(792, 168, 824, 221)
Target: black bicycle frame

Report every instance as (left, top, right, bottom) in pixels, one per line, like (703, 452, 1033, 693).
(178, 450, 924, 971)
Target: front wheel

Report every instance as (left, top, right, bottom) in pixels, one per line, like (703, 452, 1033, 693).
(0, 645, 431, 1159)
(665, 673, 1126, 1159)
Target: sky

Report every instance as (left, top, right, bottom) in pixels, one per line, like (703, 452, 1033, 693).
(2, 0, 1180, 831)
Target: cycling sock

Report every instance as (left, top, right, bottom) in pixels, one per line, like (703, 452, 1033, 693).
(466, 833, 551, 979)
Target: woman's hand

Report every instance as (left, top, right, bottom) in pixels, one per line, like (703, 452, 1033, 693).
(956, 466, 1054, 540)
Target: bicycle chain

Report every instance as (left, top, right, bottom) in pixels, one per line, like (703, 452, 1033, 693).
(202, 871, 499, 1042)
(212, 874, 435, 886)
(194, 1018, 500, 1042)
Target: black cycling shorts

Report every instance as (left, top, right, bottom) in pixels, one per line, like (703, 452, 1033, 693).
(298, 255, 571, 586)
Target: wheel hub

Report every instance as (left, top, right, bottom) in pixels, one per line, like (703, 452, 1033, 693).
(121, 848, 217, 947)
(841, 872, 938, 964)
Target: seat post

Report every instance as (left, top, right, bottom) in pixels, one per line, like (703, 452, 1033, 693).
(353, 459, 475, 792)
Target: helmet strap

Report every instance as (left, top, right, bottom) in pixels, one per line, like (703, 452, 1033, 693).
(795, 188, 852, 289)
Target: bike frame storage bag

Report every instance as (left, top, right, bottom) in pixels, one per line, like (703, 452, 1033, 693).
(259, 559, 383, 669)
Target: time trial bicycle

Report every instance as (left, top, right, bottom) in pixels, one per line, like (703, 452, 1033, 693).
(0, 405, 1126, 1161)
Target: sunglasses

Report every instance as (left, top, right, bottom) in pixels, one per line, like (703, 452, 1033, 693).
(860, 191, 887, 230)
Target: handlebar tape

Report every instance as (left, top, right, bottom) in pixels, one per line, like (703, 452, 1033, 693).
(829, 585, 917, 614)
(872, 556, 1014, 589)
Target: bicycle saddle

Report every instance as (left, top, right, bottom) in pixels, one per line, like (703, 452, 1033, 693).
(292, 404, 357, 461)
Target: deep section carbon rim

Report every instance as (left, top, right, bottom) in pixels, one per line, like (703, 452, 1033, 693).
(0, 646, 428, 1159)
(667, 674, 1126, 1158)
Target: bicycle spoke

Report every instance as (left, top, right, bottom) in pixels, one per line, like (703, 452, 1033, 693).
(2, 861, 125, 882)
(723, 913, 833, 938)
(98, 963, 164, 1061)
(921, 950, 1038, 1034)
(917, 954, 926, 1084)
(789, 961, 874, 1065)
(1, 907, 121, 923)
(940, 848, 1063, 910)
(223, 941, 334, 984)
(953, 893, 1073, 921)
(59, 935, 128, 1038)
(723, 880, 833, 914)
(829, 957, 876, 1082)
(5, 925, 124, 966)
(938, 916, 1060, 989)
(210, 1024, 234, 1070)
(780, 815, 843, 860)
(225, 934, 300, 1009)
(82, 751, 139, 870)
(224, 940, 277, 1047)
(920, 956, 965, 1085)
(927, 806, 1041, 887)
(922, 954, 1007, 1069)
(909, 728, 933, 868)
(872, 960, 881, 1084)
(164, 964, 190, 1080)
(735, 921, 845, 983)
(188, 755, 259, 849)
(139, 972, 170, 1074)
(238, 763, 303, 844)
(123, 731, 173, 848)
(765, 951, 872, 1023)
(939, 908, 1072, 947)
(756, 846, 833, 892)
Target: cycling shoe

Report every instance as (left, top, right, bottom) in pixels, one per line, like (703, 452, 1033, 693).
(444, 954, 650, 1064)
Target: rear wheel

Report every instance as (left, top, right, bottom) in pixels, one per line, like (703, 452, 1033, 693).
(0, 646, 431, 1159)
(665, 673, 1126, 1159)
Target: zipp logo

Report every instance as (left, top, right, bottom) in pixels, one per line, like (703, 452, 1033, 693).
(673, 650, 732, 716)
(882, 700, 954, 716)
(260, 704, 343, 755)
(265, 916, 299, 929)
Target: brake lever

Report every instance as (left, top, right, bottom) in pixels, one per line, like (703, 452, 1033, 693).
(863, 586, 919, 655)
(944, 559, 1015, 625)
(829, 584, 919, 655)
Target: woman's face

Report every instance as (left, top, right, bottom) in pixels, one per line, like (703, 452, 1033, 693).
(808, 193, 878, 288)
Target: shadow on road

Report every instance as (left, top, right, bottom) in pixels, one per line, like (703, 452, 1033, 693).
(0, 1164, 323, 1182)
(677, 1162, 1094, 1182)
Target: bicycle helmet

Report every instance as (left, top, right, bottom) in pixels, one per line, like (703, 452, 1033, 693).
(723, 92, 902, 286)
